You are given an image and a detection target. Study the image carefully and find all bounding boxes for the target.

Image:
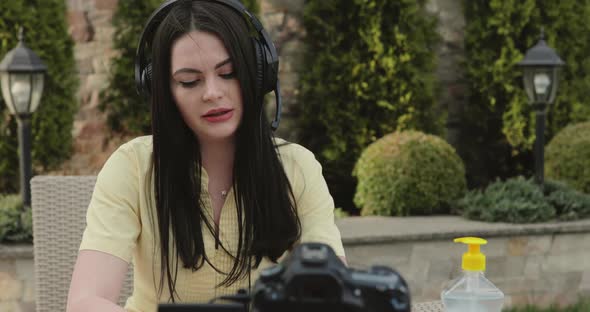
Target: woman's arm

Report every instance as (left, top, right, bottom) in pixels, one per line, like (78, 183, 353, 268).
(66, 250, 129, 312)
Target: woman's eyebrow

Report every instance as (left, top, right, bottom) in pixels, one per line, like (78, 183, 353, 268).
(172, 58, 232, 76)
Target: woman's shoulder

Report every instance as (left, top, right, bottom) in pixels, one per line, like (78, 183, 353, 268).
(104, 135, 153, 170)
(274, 137, 319, 173)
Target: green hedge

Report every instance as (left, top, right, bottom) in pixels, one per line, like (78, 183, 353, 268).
(461, 0, 590, 187)
(354, 131, 466, 216)
(0, 0, 78, 193)
(545, 121, 590, 194)
(101, 0, 259, 135)
(457, 176, 590, 223)
(0, 194, 32, 243)
(297, 0, 442, 212)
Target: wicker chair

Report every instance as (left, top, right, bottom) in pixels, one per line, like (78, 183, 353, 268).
(30, 175, 133, 312)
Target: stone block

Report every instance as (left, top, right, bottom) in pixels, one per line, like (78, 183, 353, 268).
(0, 259, 16, 277)
(21, 280, 34, 303)
(542, 252, 590, 273)
(549, 233, 590, 253)
(95, 0, 118, 11)
(523, 255, 543, 279)
(427, 259, 458, 285)
(67, 11, 94, 43)
(344, 242, 412, 270)
(0, 272, 23, 301)
(0, 301, 19, 312)
(525, 236, 552, 255)
(507, 237, 528, 256)
(15, 259, 33, 282)
(486, 256, 526, 279)
(482, 237, 509, 257)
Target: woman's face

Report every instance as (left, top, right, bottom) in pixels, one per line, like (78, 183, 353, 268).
(170, 30, 243, 143)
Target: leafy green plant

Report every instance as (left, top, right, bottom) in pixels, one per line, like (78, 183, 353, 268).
(0, 0, 78, 193)
(297, 0, 442, 212)
(545, 121, 590, 194)
(101, 0, 259, 135)
(0, 194, 32, 243)
(353, 131, 466, 216)
(460, 0, 590, 187)
(458, 176, 590, 223)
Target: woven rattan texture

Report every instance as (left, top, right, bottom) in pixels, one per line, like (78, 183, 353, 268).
(413, 301, 444, 311)
(31, 176, 133, 312)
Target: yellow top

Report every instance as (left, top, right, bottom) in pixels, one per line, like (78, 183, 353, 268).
(454, 237, 487, 271)
(79, 136, 345, 312)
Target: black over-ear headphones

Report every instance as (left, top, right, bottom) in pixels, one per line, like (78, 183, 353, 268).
(134, 0, 282, 130)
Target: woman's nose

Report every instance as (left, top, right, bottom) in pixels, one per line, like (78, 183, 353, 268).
(202, 78, 223, 102)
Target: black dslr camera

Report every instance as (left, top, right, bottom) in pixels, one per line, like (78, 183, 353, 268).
(250, 242, 411, 312)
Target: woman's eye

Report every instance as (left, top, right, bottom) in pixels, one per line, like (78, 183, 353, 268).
(179, 80, 199, 88)
(220, 72, 236, 79)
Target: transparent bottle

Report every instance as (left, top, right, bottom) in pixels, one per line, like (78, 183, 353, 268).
(441, 237, 504, 312)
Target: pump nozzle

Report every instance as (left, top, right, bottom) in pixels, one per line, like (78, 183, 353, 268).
(454, 237, 487, 271)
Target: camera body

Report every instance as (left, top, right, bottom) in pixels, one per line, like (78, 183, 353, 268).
(251, 242, 411, 312)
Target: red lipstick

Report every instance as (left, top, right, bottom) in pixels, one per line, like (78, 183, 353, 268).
(202, 108, 234, 123)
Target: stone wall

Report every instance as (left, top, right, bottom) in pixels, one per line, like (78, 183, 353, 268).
(340, 216, 590, 307)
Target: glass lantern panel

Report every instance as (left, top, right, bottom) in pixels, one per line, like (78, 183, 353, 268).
(9, 73, 32, 114)
(0, 72, 16, 114)
(29, 73, 45, 113)
(533, 67, 554, 104)
(523, 69, 536, 103)
(547, 67, 560, 104)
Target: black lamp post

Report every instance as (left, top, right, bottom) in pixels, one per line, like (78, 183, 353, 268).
(517, 29, 565, 186)
(0, 28, 47, 208)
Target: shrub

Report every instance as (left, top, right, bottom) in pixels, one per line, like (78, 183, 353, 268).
(296, 0, 442, 212)
(0, 0, 78, 193)
(545, 121, 590, 194)
(0, 194, 32, 243)
(458, 176, 590, 223)
(101, 0, 259, 135)
(460, 0, 590, 187)
(353, 131, 466, 216)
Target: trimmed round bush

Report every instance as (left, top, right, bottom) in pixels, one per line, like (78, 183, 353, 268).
(545, 121, 590, 194)
(353, 131, 466, 216)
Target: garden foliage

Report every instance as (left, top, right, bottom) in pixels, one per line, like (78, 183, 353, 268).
(354, 131, 466, 216)
(0, 0, 78, 193)
(0, 194, 32, 243)
(458, 176, 590, 223)
(545, 121, 590, 194)
(461, 0, 590, 186)
(297, 0, 442, 211)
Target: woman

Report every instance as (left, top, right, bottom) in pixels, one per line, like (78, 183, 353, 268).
(66, 1, 345, 311)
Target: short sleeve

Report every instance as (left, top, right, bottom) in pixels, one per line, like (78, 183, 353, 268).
(290, 146, 345, 258)
(79, 143, 142, 263)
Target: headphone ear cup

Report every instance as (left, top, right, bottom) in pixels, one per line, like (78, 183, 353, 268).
(262, 45, 278, 94)
(253, 39, 267, 96)
(141, 63, 153, 95)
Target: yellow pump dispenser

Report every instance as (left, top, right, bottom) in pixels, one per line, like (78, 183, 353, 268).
(442, 236, 504, 311)
(454, 237, 487, 272)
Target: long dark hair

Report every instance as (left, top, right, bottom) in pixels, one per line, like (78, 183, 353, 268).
(145, 0, 301, 301)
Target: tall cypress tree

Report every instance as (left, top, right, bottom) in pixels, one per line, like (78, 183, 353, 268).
(297, 0, 441, 212)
